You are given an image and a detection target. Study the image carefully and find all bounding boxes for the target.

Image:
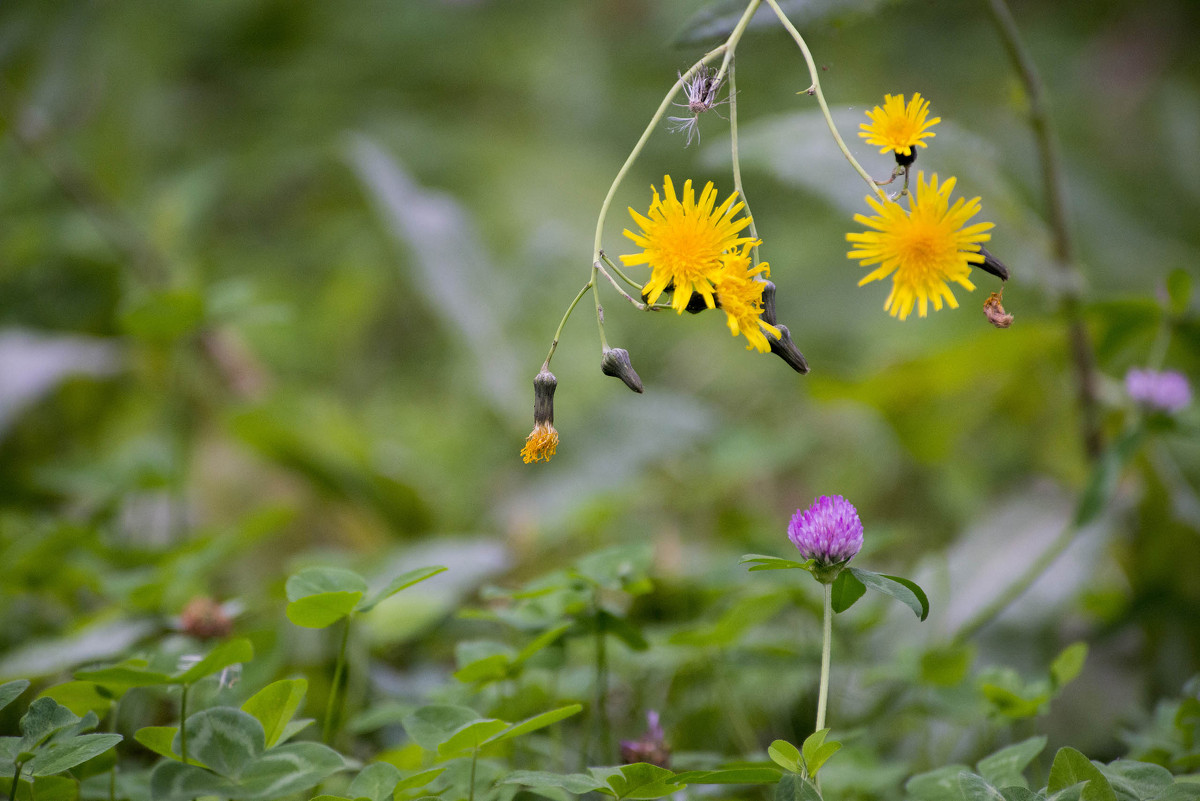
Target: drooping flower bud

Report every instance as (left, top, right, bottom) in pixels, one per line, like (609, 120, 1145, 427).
(977, 245, 1010, 281)
(522, 369, 559, 464)
(602, 347, 644, 393)
(788, 495, 863, 582)
(760, 280, 778, 326)
(767, 324, 810, 374)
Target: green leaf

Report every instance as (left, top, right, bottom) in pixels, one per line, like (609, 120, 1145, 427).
(275, 717, 315, 745)
(26, 734, 123, 776)
(740, 554, 815, 572)
(668, 595, 787, 648)
(485, 705, 583, 746)
(150, 760, 237, 801)
(453, 653, 511, 684)
(74, 660, 174, 688)
(671, 768, 781, 784)
(1049, 643, 1088, 690)
(921, 645, 974, 687)
(120, 288, 205, 344)
(0, 680, 30, 713)
(1153, 784, 1200, 801)
(806, 743, 841, 778)
(597, 763, 685, 800)
(774, 773, 822, 801)
(37, 682, 115, 718)
(175, 638, 256, 685)
(393, 768, 445, 792)
(401, 705, 481, 751)
(135, 726, 183, 762)
(769, 740, 803, 773)
(976, 736, 1047, 789)
(958, 773, 1006, 801)
(348, 762, 402, 801)
(980, 684, 1045, 720)
(503, 771, 605, 795)
(13, 775, 78, 801)
(1000, 788, 1042, 801)
(513, 623, 573, 666)
(800, 729, 828, 771)
(176, 708, 265, 779)
(830, 571, 866, 613)
(1047, 748, 1116, 801)
(357, 566, 447, 613)
(241, 679, 308, 748)
(436, 719, 508, 757)
(287, 567, 370, 601)
(1074, 429, 1144, 528)
(598, 610, 649, 652)
(1096, 760, 1172, 801)
(1167, 268, 1193, 316)
(232, 743, 346, 800)
(847, 568, 929, 621)
(905, 765, 972, 801)
(20, 698, 81, 751)
(286, 592, 364, 629)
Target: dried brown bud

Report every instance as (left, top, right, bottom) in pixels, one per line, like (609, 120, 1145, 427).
(533, 369, 557, 425)
(180, 596, 233, 640)
(601, 348, 644, 393)
(977, 245, 1010, 281)
(984, 292, 1014, 328)
(767, 324, 810, 374)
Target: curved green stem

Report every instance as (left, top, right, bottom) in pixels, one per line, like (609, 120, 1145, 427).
(598, 251, 643, 291)
(323, 616, 352, 745)
(763, 0, 884, 200)
(11, 760, 23, 801)
(541, 282, 593, 370)
(711, 0, 761, 89)
(728, 59, 762, 267)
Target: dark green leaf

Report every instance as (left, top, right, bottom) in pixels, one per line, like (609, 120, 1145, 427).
(503, 771, 605, 795)
(286, 592, 363, 629)
(286, 567, 369, 602)
(14, 775, 77, 801)
(37, 682, 115, 718)
(74, 660, 174, 689)
(150, 760, 236, 801)
(174, 638, 255, 685)
(976, 736, 1047, 789)
(1047, 748, 1116, 801)
(774, 773, 822, 801)
(847, 568, 929, 621)
(436, 719, 508, 757)
(740, 554, 814, 572)
(1167, 268, 1193, 316)
(175, 708, 265, 779)
(0, 680, 30, 713)
(134, 726, 182, 762)
(597, 763, 685, 800)
(906, 765, 972, 801)
(401, 705, 481, 751)
(999, 788, 1042, 801)
(347, 762, 402, 801)
(393, 768, 445, 792)
(671, 768, 780, 784)
(959, 773, 1005, 801)
(980, 684, 1046, 720)
(20, 698, 80, 751)
(485, 705, 583, 745)
(26, 734, 123, 776)
(831, 570, 866, 613)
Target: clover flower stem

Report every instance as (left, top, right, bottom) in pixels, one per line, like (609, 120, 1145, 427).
(815, 582, 833, 736)
(598, 251, 643, 292)
(981, 0, 1101, 459)
(763, 0, 885, 201)
(728, 59, 762, 268)
(541, 281, 594, 370)
(323, 616, 352, 745)
(180, 684, 190, 765)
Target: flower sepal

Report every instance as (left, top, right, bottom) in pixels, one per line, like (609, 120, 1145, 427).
(738, 553, 847, 585)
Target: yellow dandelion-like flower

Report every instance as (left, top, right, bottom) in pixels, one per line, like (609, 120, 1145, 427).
(622, 176, 756, 314)
(714, 248, 782, 353)
(847, 172, 994, 321)
(859, 93, 940, 160)
(521, 422, 558, 464)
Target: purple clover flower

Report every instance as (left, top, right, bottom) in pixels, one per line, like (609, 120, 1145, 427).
(788, 495, 864, 566)
(1126, 368, 1192, 413)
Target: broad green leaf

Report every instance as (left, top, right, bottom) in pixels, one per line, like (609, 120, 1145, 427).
(150, 760, 237, 801)
(401, 705, 481, 751)
(233, 742, 346, 801)
(831, 570, 866, 613)
(1047, 748, 1116, 801)
(436, 719, 508, 757)
(597, 611, 649, 652)
(1000, 788, 1042, 801)
(921, 645, 973, 687)
(597, 763, 685, 800)
(13, 775, 78, 801)
(38, 682, 115, 718)
(393, 768, 445, 792)
(348, 763, 402, 801)
(275, 717, 315, 745)
(287, 592, 364, 629)
(287, 567, 369, 602)
(980, 684, 1045, 720)
(26, 734, 123, 776)
(174, 639, 255, 685)
(175, 708, 265, 779)
(806, 742, 841, 778)
(1167, 268, 1193, 316)
(672, 768, 780, 784)
(669, 595, 787, 648)
(774, 773, 821, 801)
(310, 796, 355, 801)
(20, 698, 80, 751)
(135, 726, 183, 762)
(1049, 643, 1088, 690)
(241, 679, 308, 748)
(976, 736, 1047, 789)
(1095, 760, 1172, 800)
(503, 771, 605, 795)
(453, 654, 510, 684)
(740, 554, 814, 572)
(0, 680, 30, 713)
(906, 765, 972, 801)
(959, 773, 1006, 801)
(847, 568, 929, 621)
(74, 660, 174, 688)
(1153, 785, 1200, 801)
(357, 566, 447, 613)
(485, 705, 583, 745)
(800, 729, 828, 770)
(513, 623, 573, 665)
(769, 740, 802, 773)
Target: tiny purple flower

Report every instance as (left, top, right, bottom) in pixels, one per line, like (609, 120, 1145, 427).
(1126, 368, 1192, 413)
(788, 495, 864, 566)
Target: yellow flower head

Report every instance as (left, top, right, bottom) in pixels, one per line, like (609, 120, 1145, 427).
(859, 93, 940, 158)
(714, 248, 782, 353)
(847, 172, 994, 321)
(521, 422, 558, 464)
(622, 176, 755, 314)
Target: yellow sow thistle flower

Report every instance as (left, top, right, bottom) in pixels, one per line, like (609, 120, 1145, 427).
(847, 172, 994, 321)
(714, 248, 781, 353)
(860, 93, 940, 162)
(621, 176, 756, 314)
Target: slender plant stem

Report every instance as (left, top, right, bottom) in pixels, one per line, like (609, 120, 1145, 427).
(596, 262, 652, 310)
(981, 0, 1101, 459)
(11, 760, 22, 801)
(179, 685, 190, 765)
(323, 616, 352, 745)
(763, 0, 884, 200)
(592, 267, 610, 352)
(594, 608, 611, 764)
(468, 748, 479, 801)
(815, 583, 832, 733)
(598, 252, 643, 291)
(541, 282, 593, 370)
(711, 0, 761, 89)
(728, 59, 763, 267)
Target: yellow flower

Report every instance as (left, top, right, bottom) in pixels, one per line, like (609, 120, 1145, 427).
(521, 422, 559, 464)
(847, 172, 994, 321)
(859, 93, 940, 159)
(622, 176, 755, 314)
(714, 248, 782, 352)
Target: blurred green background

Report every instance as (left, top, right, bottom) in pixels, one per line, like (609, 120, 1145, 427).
(2, 0, 1199, 785)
